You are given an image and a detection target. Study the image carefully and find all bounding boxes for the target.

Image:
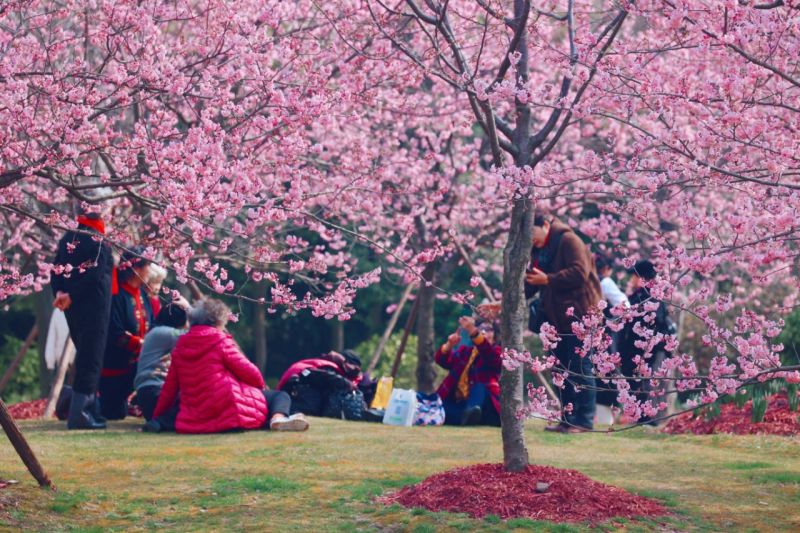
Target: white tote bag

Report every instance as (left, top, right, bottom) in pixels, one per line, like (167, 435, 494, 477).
(382, 388, 418, 427)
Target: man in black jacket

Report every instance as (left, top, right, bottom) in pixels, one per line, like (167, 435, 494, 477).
(51, 212, 114, 429)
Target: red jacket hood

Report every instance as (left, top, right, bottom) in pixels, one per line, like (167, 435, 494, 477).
(177, 325, 227, 360)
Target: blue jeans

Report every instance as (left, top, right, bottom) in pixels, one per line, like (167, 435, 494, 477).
(442, 383, 501, 426)
(554, 335, 596, 429)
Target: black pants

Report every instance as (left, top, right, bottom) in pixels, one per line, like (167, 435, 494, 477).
(64, 304, 110, 396)
(554, 335, 596, 429)
(136, 385, 162, 421)
(263, 390, 291, 420)
(98, 370, 135, 420)
(137, 385, 179, 431)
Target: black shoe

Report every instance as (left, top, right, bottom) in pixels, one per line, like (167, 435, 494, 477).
(461, 406, 482, 426)
(88, 394, 107, 424)
(67, 412, 107, 430)
(67, 392, 106, 430)
(143, 419, 162, 433)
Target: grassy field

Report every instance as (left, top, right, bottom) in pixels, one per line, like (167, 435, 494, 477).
(0, 418, 798, 532)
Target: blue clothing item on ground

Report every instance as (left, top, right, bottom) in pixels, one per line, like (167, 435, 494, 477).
(442, 382, 501, 427)
(554, 334, 596, 429)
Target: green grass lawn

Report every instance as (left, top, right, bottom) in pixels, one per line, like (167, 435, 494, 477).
(1, 418, 799, 532)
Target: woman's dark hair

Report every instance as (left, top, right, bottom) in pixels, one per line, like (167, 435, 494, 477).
(595, 254, 613, 272)
(533, 214, 547, 227)
(117, 246, 152, 283)
(155, 303, 188, 329)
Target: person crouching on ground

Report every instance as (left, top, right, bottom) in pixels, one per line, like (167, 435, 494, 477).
(435, 316, 501, 427)
(99, 247, 154, 420)
(134, 299, 189, 431)
(151, 298, 309, 433)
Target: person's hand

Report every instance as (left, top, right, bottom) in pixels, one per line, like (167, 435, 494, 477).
(458, 316, 477, 336)
(53, 291, 72, 311)
(525, 268, 548, 286)
(446, 333, 461, 347)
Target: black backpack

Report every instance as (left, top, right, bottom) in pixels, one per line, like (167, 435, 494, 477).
(322, 389, 366, 421)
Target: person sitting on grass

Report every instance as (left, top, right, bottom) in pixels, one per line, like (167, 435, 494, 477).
(151, 298, 309, 433)
(435, 316, 502, 427)
(134, 299, 190, 431)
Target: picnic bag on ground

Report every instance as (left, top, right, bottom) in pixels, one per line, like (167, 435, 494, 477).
(382, 388, 417, 426)
(322, 389, 366, 421)
(414, 392, 445, 426)
(370, 376, 393, 409)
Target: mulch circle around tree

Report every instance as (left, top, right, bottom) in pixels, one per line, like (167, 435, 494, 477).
(377, 463, 667, 524)
(663, 393, 800, 436)
(6, 399, 46, 420)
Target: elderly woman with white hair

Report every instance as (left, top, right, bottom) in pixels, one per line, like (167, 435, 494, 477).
(152, 298, 309, 433)
(145, 264, 169, 316)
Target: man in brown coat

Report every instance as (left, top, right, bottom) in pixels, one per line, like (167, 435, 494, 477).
(526, 215, 602, 432)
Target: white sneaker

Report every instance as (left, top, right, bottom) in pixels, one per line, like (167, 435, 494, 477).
(269, 413, 309, 431)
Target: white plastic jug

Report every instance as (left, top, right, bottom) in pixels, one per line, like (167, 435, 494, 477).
(382, 388, 418, 426)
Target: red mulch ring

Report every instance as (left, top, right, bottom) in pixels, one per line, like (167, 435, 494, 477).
(377, 463, 667, 524)
(6, 399, 46, 420)
(663, 393, 800, 436)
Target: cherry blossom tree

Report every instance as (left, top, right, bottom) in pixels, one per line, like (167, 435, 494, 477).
(0, 0, 391, 315)
(364, 0, 800, 470)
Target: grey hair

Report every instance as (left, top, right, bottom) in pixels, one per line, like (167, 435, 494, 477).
(148, 264, 168, 283)
(187, 298, 231, 328)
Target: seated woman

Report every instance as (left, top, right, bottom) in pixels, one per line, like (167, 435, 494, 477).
(435, 316, 502, 426)
(134, 299, 189, 430)
(152, 298, 309, 433)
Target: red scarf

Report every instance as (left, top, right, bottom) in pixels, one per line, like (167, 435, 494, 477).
(77, 216, 105, 235)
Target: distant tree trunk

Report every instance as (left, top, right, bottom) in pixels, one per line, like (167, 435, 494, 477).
(253, 304, 268, 377)
(415, 263, 437, 394)
(35, 289, 54, 397)
(332, 319, 344, 352)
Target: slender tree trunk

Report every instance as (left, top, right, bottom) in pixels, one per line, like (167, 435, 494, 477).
(43, 339, 73, 419)
(0, 325, 38, 395)
(496, 0, 535, 473)
(415, 263, 438, 394)
(253, 304, 268, 377)
(332, 319, 345, 352)
(35, 290, 54, 397)
(499, 196, 534, 472)
(367, 283, 414, 374)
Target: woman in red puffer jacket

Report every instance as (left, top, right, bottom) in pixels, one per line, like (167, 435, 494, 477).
(152, 298, 308, 434)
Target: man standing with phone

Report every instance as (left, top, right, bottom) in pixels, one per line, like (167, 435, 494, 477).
(526, 215, 602, 433)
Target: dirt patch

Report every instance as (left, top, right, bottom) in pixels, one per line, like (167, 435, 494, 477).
(377, 463, 667, 524)
(664, 394, 800, 436)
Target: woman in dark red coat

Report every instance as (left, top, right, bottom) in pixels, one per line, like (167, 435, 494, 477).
(152, 298, 309, 433)
(435, 316, 502, 426)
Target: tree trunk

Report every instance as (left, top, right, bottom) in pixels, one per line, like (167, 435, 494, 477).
(415, 264, 438, 394)
(332, 319, 345, 352)
(367, 283, 414, 375)
(35, 289, 54, 397)
(253, 304, 268, 377)
(43, 338, 73, 419)
(499, 196, 534, 472)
